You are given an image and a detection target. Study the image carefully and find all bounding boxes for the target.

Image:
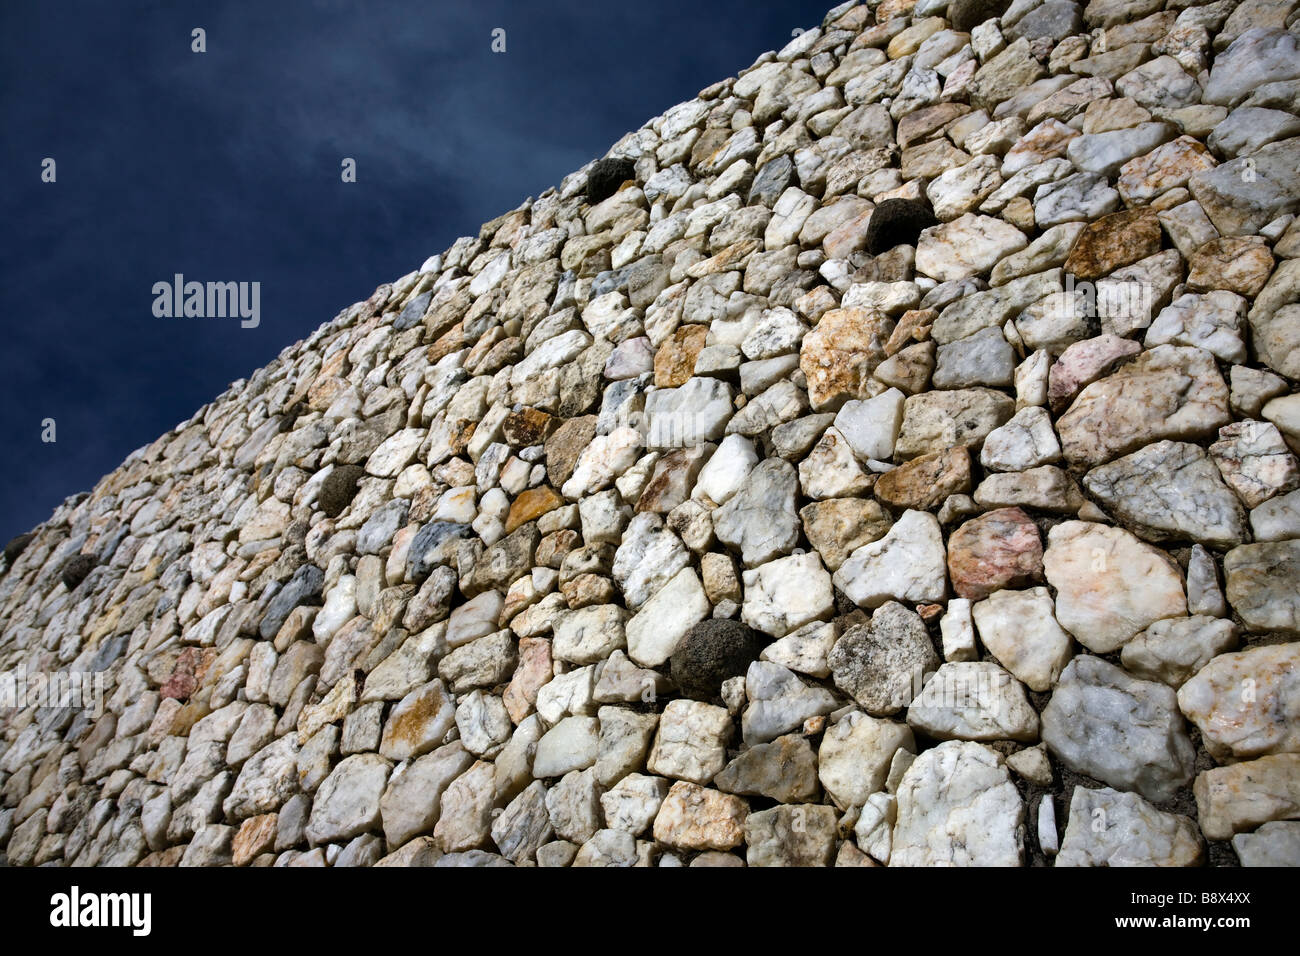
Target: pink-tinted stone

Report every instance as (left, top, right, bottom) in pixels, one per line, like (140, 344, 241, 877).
(160, 647, 215, 702)
(947, 507, 1044, 601)
(232, 814, 278, 867)
(1048, 334, 1142, 412)
(1003, 119, 1080, 174)
(503, 636, 552, 724)
(1117, 135, 1216, 205)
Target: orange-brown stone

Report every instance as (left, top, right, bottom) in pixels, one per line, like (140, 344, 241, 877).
(1064, 207, 1162, 281)
(874, 445, 971, 511)
(506, 486, 564, 534)
(502, 407, 555, 447)
(800, 307, 895, 410)
(233, 814, 278, 867)
(654, 324, 710, 387)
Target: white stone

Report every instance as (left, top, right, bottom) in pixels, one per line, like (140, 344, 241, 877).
(833, 510, 948, 609)
(533, 716, 600, 778)
(445, 590, 504, 648)
(817, 710, 915, 810)
(759, 620, 837, 678)
(366, 428, 425, 477)
(626, 566, 710, 667)
(833, 388, 905, 462)
(312, 574, 356, 644)
(554, 604, 629, 666)
(1057, 787, 1203, 867)
(1043, 521, 1187, 653)
(643, 377, 734, 450)
(1210, 420, 1300, 510)
(972, 587, 1073, 692)
(1145, 292, 1248, 365)
(940, 598, 978, 662)
(612, 513, 690, 609)
(907, 661, 1040, 742)
(854, 792, 897, 864)
(1178, 642, 1300, 760)
(916, 214, 1028, 282)
(600, 774, 670, 835)
(1042, 655, 1196, 804)
(454, 690, 512, 757)
(1251, 488, 1300, 542)
(561, 426, 644, 498)
(692, 434, 758, 505)
(740, 552, 834, 639)
(980, 405, 1061, 472)
(1120, 615, 1238, 688)
(646, 699, 733, 784)
(1038, 795, 1058, 856)
(891, 741, 1024, 866)
(1232, 821, 1300, 867)
(305, 753, 392, 845)
(742, 660, 838, 746)
(799, 427, 874, 499)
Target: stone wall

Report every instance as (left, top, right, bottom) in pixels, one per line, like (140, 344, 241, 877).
(2, 0, 1299, 868)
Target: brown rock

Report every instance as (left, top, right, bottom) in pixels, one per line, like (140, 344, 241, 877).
(1194, 753, 1300, 840)
(1187, 237, 1274, 297)
(560, 573, 617, 609)
(138, 846, 188, 867)
(544, 415, 598, 488)
(502, 408, 555, 447)
(824, 204, 877, 260)
(1064, 207, 1162, 281)
(799, 498, 893, 572)
(873, 341, 936, 394)
(897, 103, 971, 150)
(654, 324, 710, 388)
(427, 322, 467, 363)
(877, 0, 919, 23)
(307, 375, 348, 412)
(885, 308, 937, 356)
(917, 603, 944, 623)
(800, 307, 896, 411)
(1002, 196, 1036, 233)
(536, 529, 581, 569)
(700, 552, 742, 604)
(874, 446, 972, 511)
(947, 507, 1044, 601)
(160, 647, 216, 702)
(506, 486, 564, 534)
(1117, 135, 1216, 205)
(447, 419, 477, 458)
(636, 446, 713, 513)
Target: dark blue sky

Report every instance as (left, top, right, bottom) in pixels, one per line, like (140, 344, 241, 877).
(1, 0, 834, 542)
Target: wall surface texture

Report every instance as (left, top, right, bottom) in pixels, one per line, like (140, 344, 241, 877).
(2, 0, 1299, 867)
